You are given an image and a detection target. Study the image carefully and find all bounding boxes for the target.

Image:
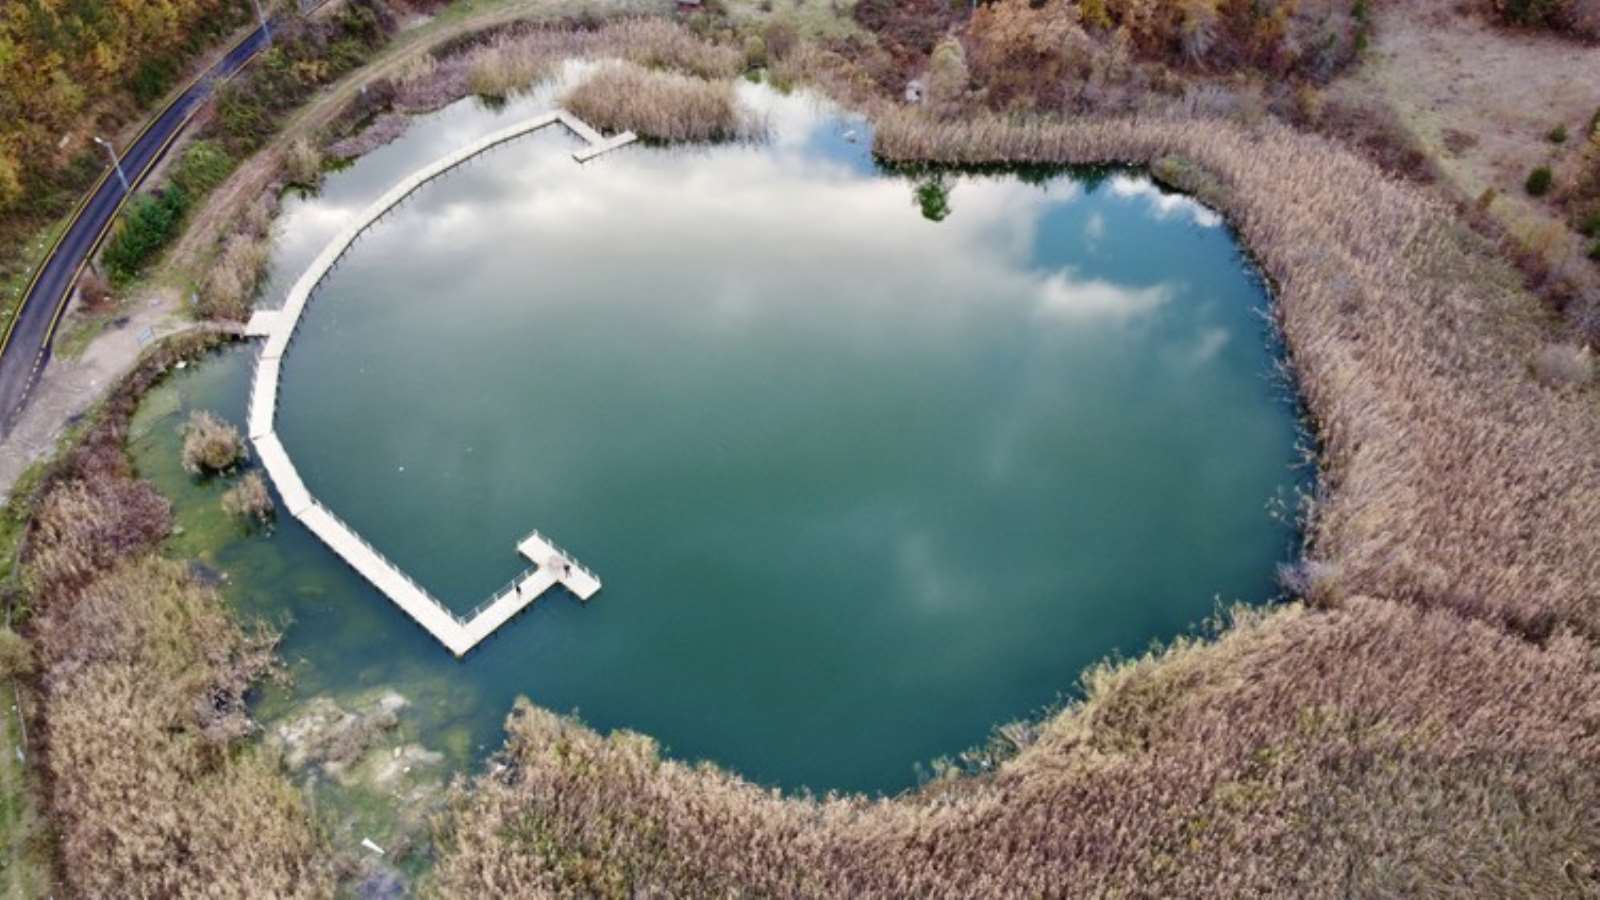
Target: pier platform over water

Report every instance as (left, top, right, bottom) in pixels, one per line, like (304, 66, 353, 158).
(241, 109, 626, 656)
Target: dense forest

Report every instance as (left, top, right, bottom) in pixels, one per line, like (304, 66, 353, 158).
(0, 0, 249, 269)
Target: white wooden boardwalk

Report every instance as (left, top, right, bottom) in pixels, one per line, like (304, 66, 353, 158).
(242, 109, 629, 656)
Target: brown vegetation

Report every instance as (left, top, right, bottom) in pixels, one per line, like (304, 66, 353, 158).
(180, 409, 246, 476)
(427, 33, 1600, 892)
(197, 193, 274, 322)
(283, 136, 325, 189)
(30, 557, 329, 896)
(563, 62, 765, 142)
(390, 18, 743, 115)
(11, 4, 1596, 894)
(429, 599, 1600, 896)
(466, 35, 555, 100)
(222, 471, 275, 524)
(10, 332, 330, 896)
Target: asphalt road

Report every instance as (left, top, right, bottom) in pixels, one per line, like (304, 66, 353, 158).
(0, 23, 272, 436)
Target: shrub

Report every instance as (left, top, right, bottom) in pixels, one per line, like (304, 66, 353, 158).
(101, 186, 189, 283)
(76, 268, 113, 309)
(171, 140, 234, 196)
(0, 628, 34, 677)
(967, 0, 1088, 108)
(743, 34, 767, 69)
(130, 54, 180, 107)
(180, 410, 245, 476)
(221, 472, 275, 524)
(199, 231, 271, 321)
(1488, 0, 1598, 36)
(563, 62, 766, 143)
(1525, 165, 1554, 196)
(283, 136, 324, 188)
(926, 38, 970, 110)
(1580, 211, 1600, 237)
(763, 21, 798, 60)
(1531, 342, 1594, 388)
(1548, 124, 1568, 144)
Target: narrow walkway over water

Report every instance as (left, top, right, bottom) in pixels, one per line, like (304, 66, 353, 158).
(243, 110, 626, 656)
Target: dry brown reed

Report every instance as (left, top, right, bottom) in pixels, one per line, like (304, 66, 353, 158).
(427, 78, 1600, 896)
(393, 18, 742, 114)
(222, 471, 275, 524)
(283, 136, 324, 188)
(466, 35, 554, 99)
(180, 409, 246, 476)
(562, 61, 764, 142)
(13, 333, 331, 896)
(199, 207, 273, 322)
(428, 599, 1600, 897)
(30, 556, 331, 897)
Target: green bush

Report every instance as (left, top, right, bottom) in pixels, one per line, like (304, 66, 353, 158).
(1589, 240, 1600, 262)
(102, 186, 189, 283)
(1547, 124, 1567, 144)
(1496, 0, 1567, 28)
(1525, 166, 1553, 196)
(171, 141, 234, 196)
(1580, 211, 1600, 237)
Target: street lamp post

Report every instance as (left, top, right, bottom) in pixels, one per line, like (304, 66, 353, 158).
(92, 137, 130, 194)
(250, 0, 271, 42)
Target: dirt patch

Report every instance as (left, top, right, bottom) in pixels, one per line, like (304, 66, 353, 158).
(1333, 0, 1600, 299)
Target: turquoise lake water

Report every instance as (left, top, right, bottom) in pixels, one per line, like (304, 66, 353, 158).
(130, 80, 1304, 795)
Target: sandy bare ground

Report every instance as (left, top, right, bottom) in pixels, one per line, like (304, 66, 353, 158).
(0, 288, 228, 501)
(1338, 0, 1600, 287)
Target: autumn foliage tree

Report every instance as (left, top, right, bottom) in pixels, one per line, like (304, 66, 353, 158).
(0, 0, 248, 273)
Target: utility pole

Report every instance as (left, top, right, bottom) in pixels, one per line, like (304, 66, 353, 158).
(250, 0, 271, 43)
(92, 137, 129, 194)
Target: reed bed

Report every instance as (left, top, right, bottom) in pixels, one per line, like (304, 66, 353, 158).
(393, 18, 742, 114)
(466, 35, 555, 99)
(15, 334, 331, 897)
(427, 96, 1600, 897)
(429, 599, 1600, 897)
(562, 61, 765, 143)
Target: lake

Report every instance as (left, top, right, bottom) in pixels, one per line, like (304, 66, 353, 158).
(131, 76, 1303, 796)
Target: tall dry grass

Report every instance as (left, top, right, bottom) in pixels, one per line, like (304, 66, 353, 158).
(428, 599, 1600, 896)
(393, 18, 743, 114)
(222, 471, 275, 523)
(180, 409, 246, 475)
(562, 61, 765, 142)
(466, 35, 554, 99)
(427, 78, 1600, 896)
(195, 188, 274, 322)
(13, 333, 332, 896)
(29, 558, 330, 897)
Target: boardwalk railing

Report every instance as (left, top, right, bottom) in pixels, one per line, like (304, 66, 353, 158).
(523, 528, 601, 583)
(240, 108, 625, 656)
